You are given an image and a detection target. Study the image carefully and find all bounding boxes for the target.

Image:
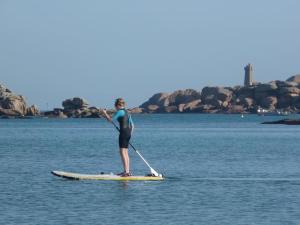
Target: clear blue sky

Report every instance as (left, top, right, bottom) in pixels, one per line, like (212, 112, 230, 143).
(0, 0, 299, 109)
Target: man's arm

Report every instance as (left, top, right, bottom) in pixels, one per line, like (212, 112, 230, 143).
(129, 115, 134, 134)
(101, 109, 112, 122)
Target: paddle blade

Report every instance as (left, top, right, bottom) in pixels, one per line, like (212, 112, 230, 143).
(150, 168, 162, 178)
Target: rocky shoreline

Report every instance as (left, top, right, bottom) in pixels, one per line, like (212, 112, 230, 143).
(0, 84, 105, 119)
(0, 84, 39, 119)
(137, 75, 300, 114)
(1, 74, 300, 119)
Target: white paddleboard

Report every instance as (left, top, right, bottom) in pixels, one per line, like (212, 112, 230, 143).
(51, 170, 164, 181)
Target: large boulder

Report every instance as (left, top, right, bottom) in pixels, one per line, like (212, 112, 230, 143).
(73, 107, 102, 118)
(56, 105, 102, 118)
(128, 107, 144, 114)
(140, 89, 201, 110)
(207, 98, 223, 108)
(254, 83, 278, 101)
(235, 96, 255, 108)
(44, 108, 68, 119)
(140, 93, 169, 108)
(276, 86, 300, 109)
(255, 82, 277, 93)
(167, 89, 201, 106)
(0, 108, 22, 117)
(293, 96, 300, 109)
(79, 109, 93, 118)
(86, 107, 102, 118)
(278, 95, 299, 108)
(195, 104, 219, 113)
(182, 99, 202, 112)
(201, 87, 233, 110)
(275, 80, 298, 88)
(62, 97, 89, 110)
(140, 90, 202, 113)
(201, 87, 233, 103)
(226, 105, 245, 114)
(161, 105, 178, 113)
(0, 84, 28, 116)
(178, 104, 185, 112)
(235, 86, 255, 98)
(26, 105, 40, 116)
(260, 96, 278, 109)
(146, 104, 159, 113)
(286, 74, 300, 83)
(278, 87, 300, 96)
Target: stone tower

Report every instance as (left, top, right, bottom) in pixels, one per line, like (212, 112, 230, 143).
(244, 63, 253, 86)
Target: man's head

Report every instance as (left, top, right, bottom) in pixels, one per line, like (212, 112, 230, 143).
(114, 98, 126, 110)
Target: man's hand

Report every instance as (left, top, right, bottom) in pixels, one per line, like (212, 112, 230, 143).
(101, 109, 112, 121)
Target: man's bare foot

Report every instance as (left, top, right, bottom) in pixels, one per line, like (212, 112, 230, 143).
(121, 172, 132, 177)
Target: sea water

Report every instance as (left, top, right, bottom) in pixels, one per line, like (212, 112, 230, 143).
(1, 114, 300, 225)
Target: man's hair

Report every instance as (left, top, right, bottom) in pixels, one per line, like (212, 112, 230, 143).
(115, 98, 126, 107)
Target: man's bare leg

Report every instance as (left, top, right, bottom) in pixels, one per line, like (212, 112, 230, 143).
(120, 148, 130, 173)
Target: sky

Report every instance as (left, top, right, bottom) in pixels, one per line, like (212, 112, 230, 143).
(0, 0, 299, 109)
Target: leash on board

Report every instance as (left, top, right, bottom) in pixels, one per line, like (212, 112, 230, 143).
(111, 121, 163, 178)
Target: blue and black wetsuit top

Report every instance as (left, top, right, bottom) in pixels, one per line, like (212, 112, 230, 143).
(112, 108, 134, 148)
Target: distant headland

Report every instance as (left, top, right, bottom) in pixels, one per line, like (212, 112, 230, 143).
(138, 65, 300, 114)
(1, 64, 300, 118)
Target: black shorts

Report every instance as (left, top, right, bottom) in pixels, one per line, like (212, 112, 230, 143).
(119, 130, 131, 148)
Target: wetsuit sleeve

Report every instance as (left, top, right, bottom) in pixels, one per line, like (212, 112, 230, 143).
(129, 115, 134, 127)
(112, 110, 125, 121)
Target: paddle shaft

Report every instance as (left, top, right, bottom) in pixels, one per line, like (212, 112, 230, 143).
(111, 121, 159, 175)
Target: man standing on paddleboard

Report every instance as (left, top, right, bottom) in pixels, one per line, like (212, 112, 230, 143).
(102, 98, 134, 177)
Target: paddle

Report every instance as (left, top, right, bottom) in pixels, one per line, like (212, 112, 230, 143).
(110, 121, 162, 178)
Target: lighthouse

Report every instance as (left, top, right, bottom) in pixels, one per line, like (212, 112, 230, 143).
(244, 64, 253, 86)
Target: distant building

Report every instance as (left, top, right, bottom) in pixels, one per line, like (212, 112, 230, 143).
(244, 64, 253, 86)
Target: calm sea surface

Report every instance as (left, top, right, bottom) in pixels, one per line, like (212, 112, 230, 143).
(1, 114, 300, 225)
